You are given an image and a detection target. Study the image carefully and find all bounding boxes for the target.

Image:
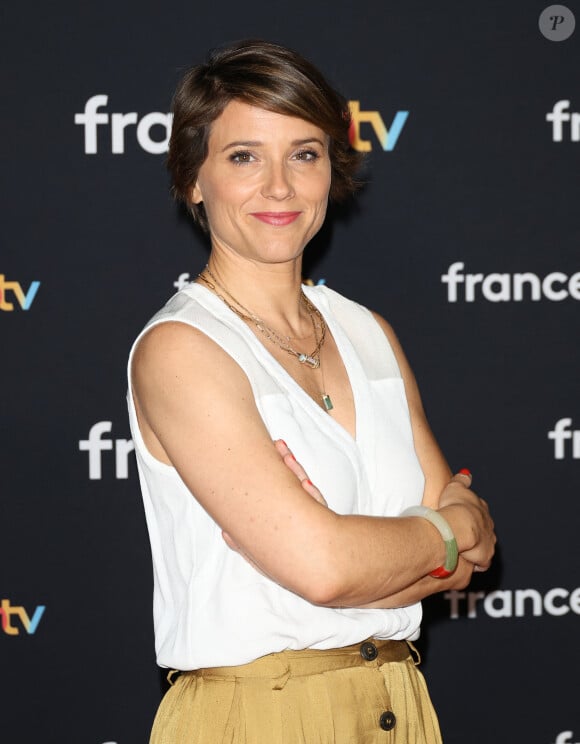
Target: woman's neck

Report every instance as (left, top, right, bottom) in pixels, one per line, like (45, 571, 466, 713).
(201, 249, 309, 335)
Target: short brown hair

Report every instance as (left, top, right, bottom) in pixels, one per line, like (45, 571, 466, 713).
(167, 40, 362, 231)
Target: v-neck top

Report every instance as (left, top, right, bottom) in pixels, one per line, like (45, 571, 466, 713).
(127, 283, 425, 670)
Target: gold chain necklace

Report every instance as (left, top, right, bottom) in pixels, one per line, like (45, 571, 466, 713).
(199, 267, 326, 368)
(198, 266, 334, 411)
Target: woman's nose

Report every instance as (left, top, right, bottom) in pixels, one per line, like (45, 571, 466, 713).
(261, 161, 295, 200)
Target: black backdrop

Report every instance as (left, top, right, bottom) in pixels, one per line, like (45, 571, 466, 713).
(2, 2, 579, 743)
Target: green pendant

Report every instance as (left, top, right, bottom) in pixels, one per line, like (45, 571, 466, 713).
(322, 393, 334, 411)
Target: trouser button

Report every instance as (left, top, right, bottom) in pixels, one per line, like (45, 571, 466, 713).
(379, 711, 396, 731)
(360, 641, 378, 661)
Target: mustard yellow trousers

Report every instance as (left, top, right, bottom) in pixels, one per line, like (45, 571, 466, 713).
(150, 639, 443, 743)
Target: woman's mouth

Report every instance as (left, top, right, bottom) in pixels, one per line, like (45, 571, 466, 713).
(250, 212, 302, 226)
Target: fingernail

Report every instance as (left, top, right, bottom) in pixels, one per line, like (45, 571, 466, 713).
(289, 453, 296, 461)
(459, 468, 472, 476)
(306, 480, 313, 486)
(279, 439, 288, 448)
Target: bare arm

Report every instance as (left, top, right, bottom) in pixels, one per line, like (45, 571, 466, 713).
(276, 440, 489, 608)
(132, 321, 494, 607)
(360, 557, 474, 608)
(272, 312, 495, 608)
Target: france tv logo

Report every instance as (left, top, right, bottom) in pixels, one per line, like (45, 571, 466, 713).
(0, 274, 41, 311)
(0, 599, 45, 635)
(74, 96, 409, 154)
(348, 101, 409, 151)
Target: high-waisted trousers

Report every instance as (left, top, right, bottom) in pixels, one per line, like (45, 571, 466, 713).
(150, 638, 443, 743)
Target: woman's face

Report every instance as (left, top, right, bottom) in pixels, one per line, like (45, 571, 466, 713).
(192, 99, 331, 266)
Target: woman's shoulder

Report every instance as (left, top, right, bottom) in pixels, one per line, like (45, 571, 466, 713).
(131, 283, 243, 355)
(140, 282, 220, 331)
(128, 282, 271, 391)
(128, 284, 228, 380)
(129, 287, 255, 419)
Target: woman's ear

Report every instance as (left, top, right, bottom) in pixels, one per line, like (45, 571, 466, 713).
(190, 182, 203, 204)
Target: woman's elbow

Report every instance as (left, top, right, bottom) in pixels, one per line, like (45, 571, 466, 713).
(287, 546, 352, 606)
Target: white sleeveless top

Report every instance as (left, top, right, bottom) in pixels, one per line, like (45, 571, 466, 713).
(127, 283, 425, 670)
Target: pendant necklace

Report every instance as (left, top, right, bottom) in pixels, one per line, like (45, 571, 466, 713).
(198, 266, 334, 412)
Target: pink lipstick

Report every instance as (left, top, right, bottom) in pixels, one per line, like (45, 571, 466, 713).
(250, 211, 301, 226)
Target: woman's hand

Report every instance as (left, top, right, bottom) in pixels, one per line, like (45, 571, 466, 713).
(436, 471, 496, 572)
(273, 439, 327, 506)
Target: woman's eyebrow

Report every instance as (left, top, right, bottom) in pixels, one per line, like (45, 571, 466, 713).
(221, 137, 326, 152)
(291, 137, 326, 146)
(221, 140, 262, 151)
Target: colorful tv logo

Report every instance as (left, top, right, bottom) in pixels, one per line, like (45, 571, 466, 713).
(0, 599, 46, 635)
(348, 101, 409, 152)
(0, 274, 41, 311)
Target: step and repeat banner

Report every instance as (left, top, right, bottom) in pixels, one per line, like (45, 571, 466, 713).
(2, 2, 578, 743)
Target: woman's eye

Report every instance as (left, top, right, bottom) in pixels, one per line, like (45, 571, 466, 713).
(230, 151, 254, 164)
(294, 149, 320, 162)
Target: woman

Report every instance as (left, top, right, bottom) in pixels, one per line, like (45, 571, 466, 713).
(128, 40, 495, 743)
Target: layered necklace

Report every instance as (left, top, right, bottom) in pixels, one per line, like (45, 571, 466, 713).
(198, 266, 334, 411)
